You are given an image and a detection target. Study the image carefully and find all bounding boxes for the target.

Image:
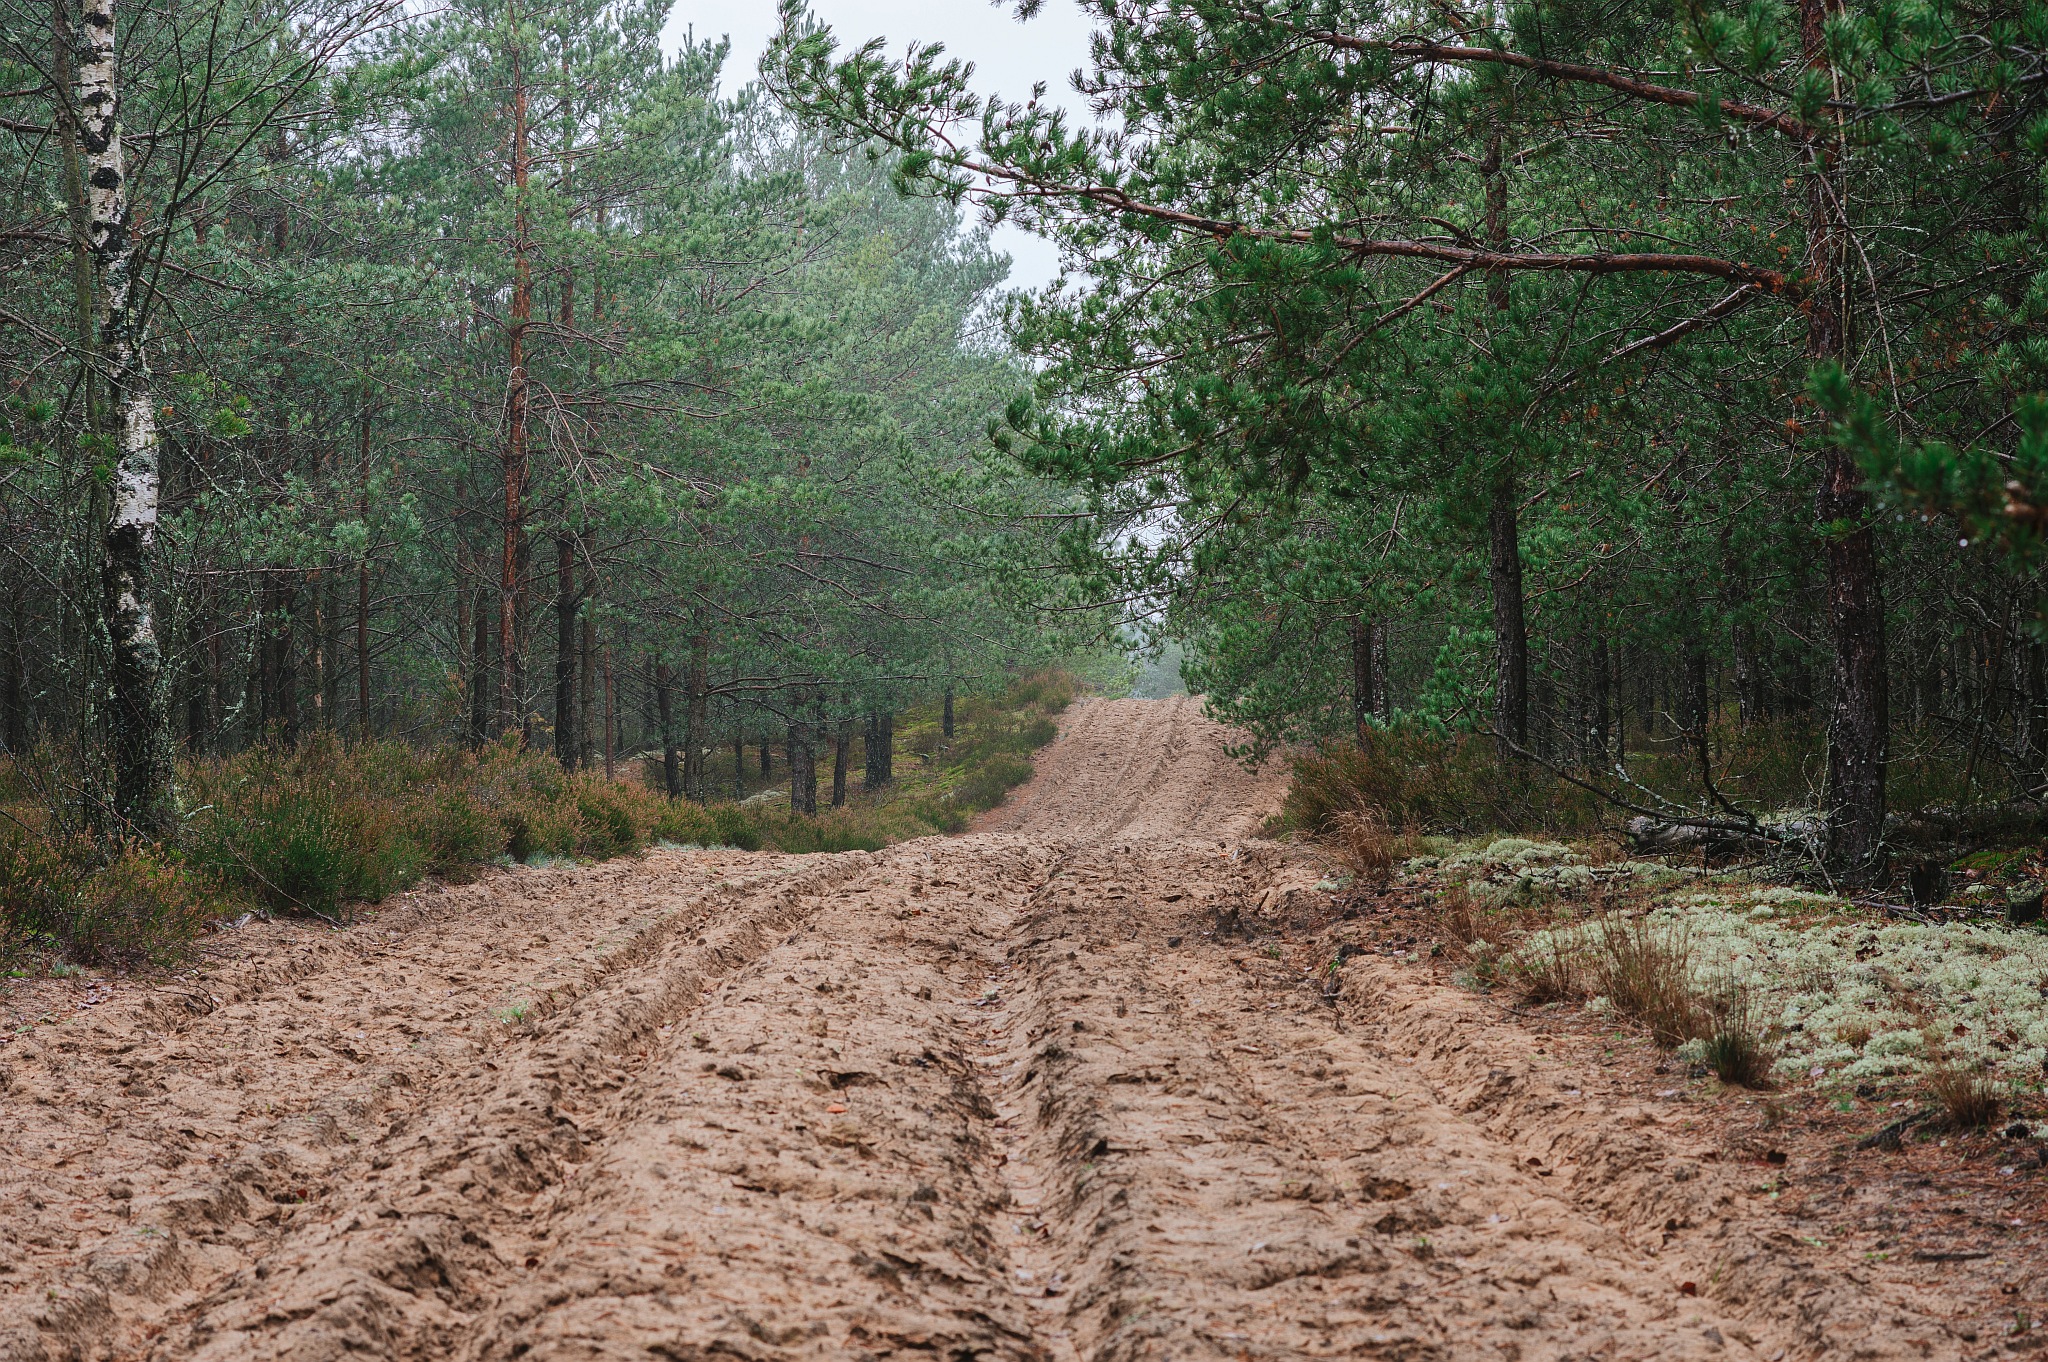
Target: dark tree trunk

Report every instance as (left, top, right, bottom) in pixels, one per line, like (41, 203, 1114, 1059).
(6, 591, 29, 753)
(789, 720, 817, 815)
(1482, 122, 1527, 764)
(1677, 633, 1709, 737)
(1803, 0, 1886, 874)
(1488, 477, 1529, 758)
(1372, 620, 1391, 721)
(579, 603, 595, 770)
(1589, 632, 1611, 766)
(655, 661, 679, 797)
(554, 536, 577, 768)
(323, 577, 342, 726)
(183, 604, 208, 754)
(942, 687, 954, 739)
(760, 741, 771, 777)
(355, 553, 370, 740)
(684, 632, 708, 801)
(469, 585, 491, 748)
(1349, 614, 1384, 739)
(499, 38, 531, 741)
(309, 581, 326, 730)
(733, 736, 744, 800)
(1731, 622, 1760, 728)
(273, 580, 299, 746)
(355, 407, 371, 740)
(1350, 615, 1371, 740)
(832, 719, 850, 807)
(601, 644, 615, 779)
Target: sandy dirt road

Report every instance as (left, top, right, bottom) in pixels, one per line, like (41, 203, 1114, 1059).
(0, 697, 1986, 1359)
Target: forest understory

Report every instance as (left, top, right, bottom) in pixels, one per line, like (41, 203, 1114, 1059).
(3, 698, 2045, 1362)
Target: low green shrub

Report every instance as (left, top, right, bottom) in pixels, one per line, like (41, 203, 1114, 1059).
(69, 848, 214, 968)
(575, 785, 644, 860)
(420, 793, 504, 881)
(710, 804, 762, 851)
(1, 665, 1086, 970)
(953, 753, 1035, 812)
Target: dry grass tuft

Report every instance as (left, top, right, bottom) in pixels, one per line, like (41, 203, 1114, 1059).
(1700, 982, 1779, 1088)
(1593, 914, 1701, 1047)
(1507, 933, 1582, 1003)
(1330, 804, 1397, 883)
(1926, 1059, 2001, 1130)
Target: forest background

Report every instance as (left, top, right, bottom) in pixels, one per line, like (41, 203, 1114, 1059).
(4, 0, 2048, 964)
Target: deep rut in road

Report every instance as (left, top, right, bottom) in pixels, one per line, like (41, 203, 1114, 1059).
(0, 697, 1980, 1359)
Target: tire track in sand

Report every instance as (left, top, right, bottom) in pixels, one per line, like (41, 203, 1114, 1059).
(4, 696, 1975, 1359)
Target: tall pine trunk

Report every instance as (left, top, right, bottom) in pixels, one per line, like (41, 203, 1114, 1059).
(468, 579, 491, 748)
(832, 718, 849, 807)
(272, 581, 299, 746)
(600, 644, 614, 779)
(579, 610, 595, 769)
(683, 631, 707, 801)
(1588, 632, 1611, 765)
(1803, 0, 1887, 873)
(788, 719, 816, 816)
(497, 25, 531, 739)
(655, 661, 678, 797)
(1481, 126, 1528, 762)
(1349, 614, 1382, 740)
(1488, 477, 1529, 756)
(82, 0, 171, 830)
(355, 409, 372, 739)
(864, 711, 894, 790)
(553, 536, 576, 767)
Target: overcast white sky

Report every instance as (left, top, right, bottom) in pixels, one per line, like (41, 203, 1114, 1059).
(660, 1, 1097, 292)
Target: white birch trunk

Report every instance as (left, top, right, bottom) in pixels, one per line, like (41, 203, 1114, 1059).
(80, 0, 171, 831)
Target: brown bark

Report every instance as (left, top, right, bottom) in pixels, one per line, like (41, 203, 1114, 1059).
(684, 632, 708, 801)
(554, 536, 577, 767)
(655, 661, 679, 797)
(601, 644, 615, 780)
(865, 711, 895, 789)
(272, 580, 299, 746)
(579, 611, 596, 769)
(1488, 479, 1529, 758)
(1802, 0, 1887, 874)
(1588, 632, 1611, 765)
(310, 581, 327, 729)
(469, 574, 490, 748)
(789, 719, 816, 816)
(1481, 126, 1529, 762)
(498, 16, 531, 739)
(1349, 614, 1383, 740)
(832, 718, 850, 808)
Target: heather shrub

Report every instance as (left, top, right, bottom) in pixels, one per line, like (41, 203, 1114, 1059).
(574, 783, 646, 860)
(419, 793, 504, 881)
(68, 848, 214, 968)
(953, 753, 1035, 811)
(0, 825, 83, 951)
(0, 667, 1084, 968)
(200, 784, 352, 916)
(709, 804, 762, 851)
